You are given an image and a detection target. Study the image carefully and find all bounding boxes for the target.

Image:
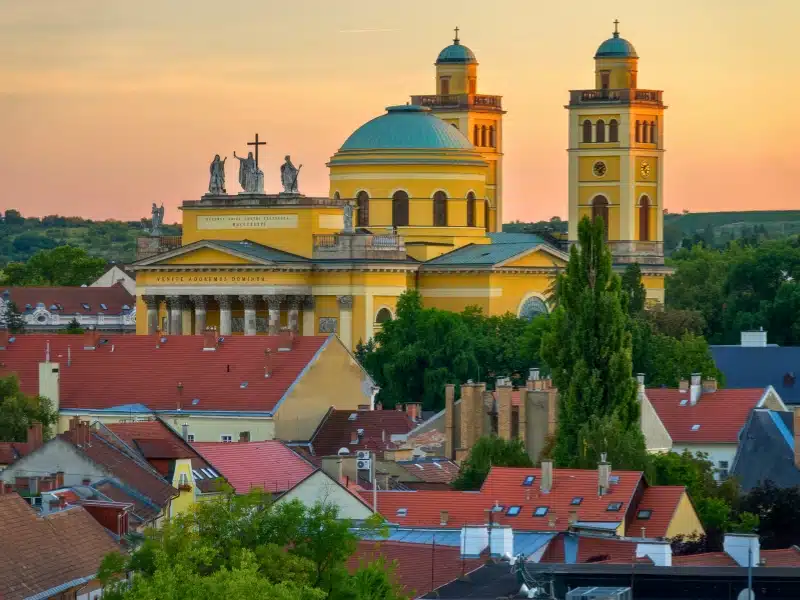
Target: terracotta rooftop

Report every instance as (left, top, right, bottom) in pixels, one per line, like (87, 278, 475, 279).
(192, 441, 315, 494)
(540, 534, 639, 564)
(673, 547, 800, 567)
(646, 387, 767, 443)
(311, 408, 415, 459)
(0, 333, 331, 413)
(348, 540, 484, 597)
(0, 494, 122, 600)
(627, 486, 687, 538)
(396, 458, 460, 484)
(1, 282, 134, 315)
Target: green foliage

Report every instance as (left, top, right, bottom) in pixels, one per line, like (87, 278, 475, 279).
(620, 263, 646, 315)
(2, 245, 106, 286)
(452, 436, 534, 491)
(0, 375, 57, 442)
(2, 301, 26, 333)
(574, 414, 651, 475)
(102, 490, 404, 600)
(541, 216, 638, 466)
(738, 481, 800, 549)
(63, 318, 84, 334)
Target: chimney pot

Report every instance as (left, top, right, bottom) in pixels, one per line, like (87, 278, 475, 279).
(376, 401, 383, 411)
(636, 373, 645, 386)
(690, 373, 702, 405)
(540, 459, 553, 494)
(702, 377, 717, 394)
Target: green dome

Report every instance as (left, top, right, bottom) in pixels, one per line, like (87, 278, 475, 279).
(595, 31, 638, 58)
(339, 105, 475, 151)
(436, 41, 477, 64)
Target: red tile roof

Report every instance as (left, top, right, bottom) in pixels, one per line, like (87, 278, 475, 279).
(627, 486, 687, 538)
(540, 534, 639, 564)
(192, 441, 315, 494)
(0, 494, 122, 600)
(2, 283, 134, 315)
(396, 459, 460, 484)
(0, 334, 331, 412)
(348, 540, 484, 597)
(646, 388, 766, 443)
(311, 408, 415, 458)
(0, 442, 30, 465)
(366, 490, 490, 528)
(673, 552, 738, 566)
(761, 548, 800, 567)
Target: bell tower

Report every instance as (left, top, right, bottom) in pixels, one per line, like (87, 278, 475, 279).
(411, 29, 505, 232)
(566, 22, 666, 281)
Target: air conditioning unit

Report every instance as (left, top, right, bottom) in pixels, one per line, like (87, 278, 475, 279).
(356, 450, 371, 460)
(357, 459, 371, 471)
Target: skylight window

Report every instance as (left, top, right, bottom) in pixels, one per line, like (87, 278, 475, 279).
(81, 303, 91, 310)
(201, 468, 215, 478)
(609, 475, 620, 484)
(607, 502, 623, 512)
(207, 468, 220, 478)
(348, 413, 358, 421)
(679, 399, 688, 406)
(492, 504, 504, 513)
(100, 303, 108, 310)
(571, 497, 583, 506)
(637, 510, 652, 520)
(534, 506, 549, 517)
(506, 506, 521, 516)
(691, 424, 701, 431)
(396, 508, 407, 517)
(521, 475, 536, 487)
(240, 382, 248, 389)
(192, 469, 204, 480)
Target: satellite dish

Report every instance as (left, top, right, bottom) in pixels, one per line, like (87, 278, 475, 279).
(337, 447, 351, 455)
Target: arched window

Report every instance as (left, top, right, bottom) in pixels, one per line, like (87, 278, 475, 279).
(635, 120, 641, 143)
(433, 191, 448, 227)
(583, 120, 593, 143)
(356, 191, 369, 227)
(639, 195, 650, 241)
(333, 191, 340, 201)
(609, 119, 619, 143)
(375, 307, 393, 324)
(519, 296, 549, 321)
(650, 120, 657, 144)
(473, 125, 479, 146)
(489, 126, 495, 147)
(484, 201, 491, 232)
(596, 120, 606, 143)
(642, 121, 649, 143)
(392, 191, 409, 227)
(466, 192, 476, 227)
(592, 195, 610, 239)
(481, 126, 487, 147)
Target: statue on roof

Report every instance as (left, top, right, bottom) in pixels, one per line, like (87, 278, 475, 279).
(150, 203, 164, 236)
(208, 154, 227, 195)
(233, 150, 264, 194)
(280, 155, 302, 194)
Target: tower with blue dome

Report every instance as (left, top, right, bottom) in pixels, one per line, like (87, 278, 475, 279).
(567, 22, 668, 305)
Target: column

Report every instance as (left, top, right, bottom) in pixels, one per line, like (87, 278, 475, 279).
(239, 294, 257, 336)
(265, 295, 285, 335)
(191, 295, 207, 334)
(302, 295, 315, 336)
(166, 295, 182, 335)
(215, 295, 232, 336)
(181, 299, 193, 335)
(143, 295, 159, 335)
(337, 295, 353, 349)
(287, 296, 301, 333)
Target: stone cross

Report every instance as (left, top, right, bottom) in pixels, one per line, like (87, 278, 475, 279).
(247, 133, 267, 168)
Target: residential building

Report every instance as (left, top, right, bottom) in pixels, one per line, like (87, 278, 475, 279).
(91, 263, 136, 295)
(731, 408, 800, 492)
(0, 283, 136, 332)
(0, 493, 124, 600)
(638, 374, 786, 479)
(0, 421, 43, 468)
(276, 468, 376, 520)
(712, 329, 800, 409)
(0, 331, 377, 442)
(308, 406, 416, 459)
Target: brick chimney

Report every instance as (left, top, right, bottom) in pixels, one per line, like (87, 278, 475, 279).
(440, 510, 449, 526)
(690, 373, 702, 405)
(598, 453, 611, 496)
(55, 471, 65, 488)
(497, 383, 512, 440)
(405, 402, 421, 422)
(540, 459, 553, 494)
(444, 384, 455, 459)
(83, 328, 100, 350)
(27, 421, 43, 452)
(702, 377, 718, 394)
(202, 327, 219, 351)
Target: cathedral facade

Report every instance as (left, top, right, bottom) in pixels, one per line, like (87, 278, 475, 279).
(133, 26, 668, 349)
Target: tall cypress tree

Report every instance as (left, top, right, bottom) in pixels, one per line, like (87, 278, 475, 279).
(542, 216, 638, 466)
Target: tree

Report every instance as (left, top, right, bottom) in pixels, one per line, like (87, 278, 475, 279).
(64, 317, 84, 334)
(3, 209, 24, 226)
(1, 301, 26, 333)
(0, 375, 58, 442)
(461, 307, 531, 387)
(541, 216, 638, 466)
(620, 263, 646, 314)
(738, 481, 800, 550)
(3, 245, 106, 286)
(574, 414, 651, 474)
(452, 436, 534, 491)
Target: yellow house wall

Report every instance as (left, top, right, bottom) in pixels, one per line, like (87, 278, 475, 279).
(170, 457, 197, 517)
(579, 156, 621, 181)
(273, 338, 372, 440)
(635, 157, 659, 183)
(436, 63, 477, 96)
(665, 492, 706, 538)
(162, 248, 254, 265)
(642, 275, 666, 305)
(633, 188, 659, 242)
(502, 251, 566, 269)
(595, 57, 638, 89)
(488, 272, 555, 315)
(136, 270, 310, 288)
(314, 296, 339, 334)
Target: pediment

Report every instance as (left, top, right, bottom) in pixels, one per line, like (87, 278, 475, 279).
(134, 240, 287, 267)
(495, 245, 569, 269)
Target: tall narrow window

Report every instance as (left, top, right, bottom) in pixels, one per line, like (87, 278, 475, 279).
(609, 119, 619, 143)
(650, 121, 657, 144)
(433, 191, 448, 227)
(582, 120, 592, 143)
(596, 120, 606, 143)
(642, 121, 649, 143)
(440, 77, 450, 96)
(468, 77, 477, 94)
(639, 195, 650, 241)
(356, 191, 369, 227)
(481, 126, 487, 147)
(466, 192, 476, 227)
(489, 126, 495, 147)
(484, 202, 490, 232)
(600, 72, 610, 90)
(635, 121, 641, 143)
(473, 125, 479, 146)
(392, 191, 409, 227)
(592, 195, 609, 239)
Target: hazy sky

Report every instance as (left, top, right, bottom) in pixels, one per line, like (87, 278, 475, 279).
(1, 0, 798, 223)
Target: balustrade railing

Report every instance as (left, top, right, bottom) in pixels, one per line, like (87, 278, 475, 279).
(411, 93, 503, 110)
(568, 89, 663, 106)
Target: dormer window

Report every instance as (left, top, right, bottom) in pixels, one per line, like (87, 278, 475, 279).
(100, 303, 108, 310)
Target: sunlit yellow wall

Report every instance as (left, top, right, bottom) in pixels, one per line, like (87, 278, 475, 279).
(273, 339, 372, 440)
(642, 274, 666, 304)
(665, 492, 706, 538)
(595, 57, 638, 89)
(488, 272, 555, 315)
(165, 248, 253, 265)
(436, 62, 478, 95)
(314, 296, 338, 334)
(579, 156, 620, 181)
(170, 458, 197, 517)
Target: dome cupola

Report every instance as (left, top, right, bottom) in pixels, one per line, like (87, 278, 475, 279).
(595, 20, 638, 58)
(436, 27, 477, 65)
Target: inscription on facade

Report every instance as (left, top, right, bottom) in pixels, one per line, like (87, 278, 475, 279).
(152, 274, 280, 284)
(318, 317, 338, 333)
(197, 214, 298, 230)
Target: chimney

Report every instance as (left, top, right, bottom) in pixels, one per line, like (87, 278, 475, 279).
(27, 421, 43, 452)
(460, 526, 489, 559)
(598, 453, 611, 496)
(350, 430, 359, 444)
(405, 402, 421, 422)
(489, 526, 513, 558)
(527, 368, 540, 391)
(395, 404, 403, 411)
(518, 388, 528, 447)
(277, 330, 294, 352)
(741, 329, 767, 347)
(444, 384, 455, 460)
(702, 377, 717, 394)
(540, 459, 553, 494)
(568, 510, 578, 526)
(497, 383, 512, 440)
(264, 348, 273, 378)
(321, 456, 344, 482)
(636, 541, 672, 567)
(679, 379, 689, 392)
(55, 471, 64, 488)
(83, 329, 100, 350)
(38, 362, 60, 417)
(690, 373, 702, 405)
(724, 533, 760, 567)
(636, 373, 645, 390)
(202, 327, 218, 351)
(181, 423, 189, 441)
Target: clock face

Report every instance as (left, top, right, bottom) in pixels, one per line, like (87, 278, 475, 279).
(592, 161, 607, 177)
(640, 161, 652, 178)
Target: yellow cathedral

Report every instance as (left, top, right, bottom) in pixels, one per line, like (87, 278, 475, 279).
(133, 25, 669, 349)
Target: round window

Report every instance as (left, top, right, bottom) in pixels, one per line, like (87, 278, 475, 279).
(519, 296, 548, 321)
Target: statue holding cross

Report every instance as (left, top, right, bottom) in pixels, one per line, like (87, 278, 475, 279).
(233, 133, 266, 193)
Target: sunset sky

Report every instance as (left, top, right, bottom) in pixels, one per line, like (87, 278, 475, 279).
(1, 0, 797, 224)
